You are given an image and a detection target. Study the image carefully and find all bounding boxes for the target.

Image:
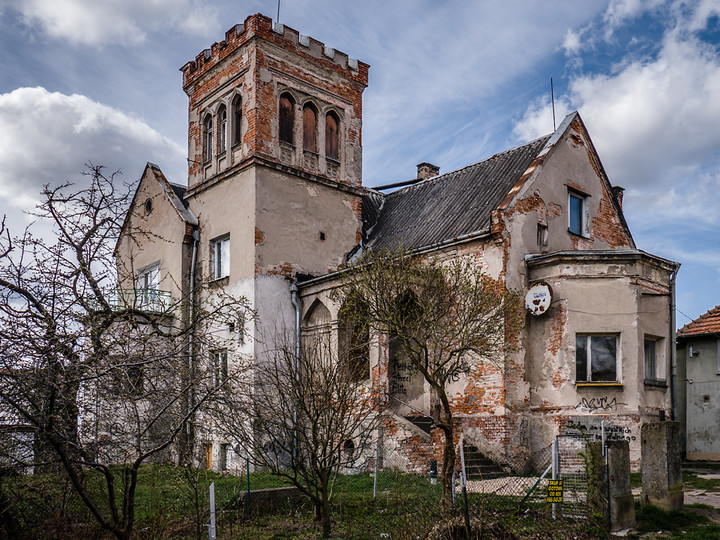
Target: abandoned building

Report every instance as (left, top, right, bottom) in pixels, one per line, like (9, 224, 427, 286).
(115, 13, 679, 472)
(676, 305, 720, 461)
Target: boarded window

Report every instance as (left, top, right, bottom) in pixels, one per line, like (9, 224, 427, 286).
(325, 112, 339, 160)
(203, 115, 213, 162)
(218, 106, 227, 153)
(232, 96, 242, 146)
(279, 94, 294, 144)
(303, 104, 317, 152)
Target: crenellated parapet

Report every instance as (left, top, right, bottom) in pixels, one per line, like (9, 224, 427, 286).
(180, 13, 368, 90)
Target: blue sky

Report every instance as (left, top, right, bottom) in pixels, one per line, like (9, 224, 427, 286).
(0, 0, 718, 326)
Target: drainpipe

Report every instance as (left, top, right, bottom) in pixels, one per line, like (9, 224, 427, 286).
(670, 268, 678, 421)
(187, 229, 199, 458)
(289, 282, 301, 460)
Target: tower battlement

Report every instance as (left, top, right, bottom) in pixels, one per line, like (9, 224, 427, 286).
(180, 13, 368, 90)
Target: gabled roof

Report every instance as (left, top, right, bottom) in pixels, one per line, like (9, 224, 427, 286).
(362, 135, 551, 251)
(677, 305, 720, 339)
(361, 111, 633, 252)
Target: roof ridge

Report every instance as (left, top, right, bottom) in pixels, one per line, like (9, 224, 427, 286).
(385, 134, 551, 198)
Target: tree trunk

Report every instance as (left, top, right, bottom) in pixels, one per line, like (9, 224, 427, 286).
(440, 424, 456, 513)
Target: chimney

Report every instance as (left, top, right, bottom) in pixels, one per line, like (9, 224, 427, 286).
(417, 162, 439, 180)
(611, 186, 625, 209)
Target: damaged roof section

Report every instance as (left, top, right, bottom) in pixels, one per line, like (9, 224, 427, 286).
(362, 135, 551, 251)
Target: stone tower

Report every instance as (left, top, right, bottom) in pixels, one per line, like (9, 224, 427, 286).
(178, 13, 369, 346)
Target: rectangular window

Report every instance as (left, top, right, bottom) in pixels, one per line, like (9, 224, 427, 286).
(576, 334, 618, 382)
(211, 349, 228, 387)
(219, 443, 229, 471)
(644, 339, 656, 381)
(210, 235, 230, 279)
(537, 223, 548, 246)
(644, 337, 667, 384)
(136, 263, 160, 309)
(568, 191, 588, 236)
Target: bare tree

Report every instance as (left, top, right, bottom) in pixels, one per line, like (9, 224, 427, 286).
(212, 331, 379, 538)
(339, 248, 523, 511)
(0, 166, 249, 540)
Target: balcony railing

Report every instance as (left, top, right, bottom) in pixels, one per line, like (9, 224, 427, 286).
(101, 288, 173, 313)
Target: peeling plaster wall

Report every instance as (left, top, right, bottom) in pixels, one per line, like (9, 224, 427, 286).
(526, 255, 675, 466)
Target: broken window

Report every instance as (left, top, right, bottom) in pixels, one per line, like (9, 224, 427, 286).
(303, 103, 317, 152)
(568, 190, 589, 237)
(210, 235, 230, 280)
(218, 106, 227, 153)
(203, 114, 213, 162)
(325, 111, 339, 160)
(537, 223, 548, 246)
(279, 93, 294, 144)
(576, 334, 618, 382)
(232, 95, 242, 146)
(211, 349, 228, 387)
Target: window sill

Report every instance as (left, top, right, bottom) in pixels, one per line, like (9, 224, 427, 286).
(568, 229, 590, 239)
(576, 382, 623, 388)
(209, 276, 229, 288)
(644, 379, 668, 388)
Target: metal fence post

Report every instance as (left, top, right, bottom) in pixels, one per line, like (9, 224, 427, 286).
(207, 482, 216, 540)
(552, 438, 557, 520)
(246, 458, 251, 515)
(373, 438, 379, 499)
(460, 438, 471, 536)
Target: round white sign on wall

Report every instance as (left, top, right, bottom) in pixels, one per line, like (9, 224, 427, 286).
(525, 282, 552, 316)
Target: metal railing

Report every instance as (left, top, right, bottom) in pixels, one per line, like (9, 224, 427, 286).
(100, 288, 172, 313)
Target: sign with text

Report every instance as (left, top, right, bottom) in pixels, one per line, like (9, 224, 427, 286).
(547, 480, 563, 503)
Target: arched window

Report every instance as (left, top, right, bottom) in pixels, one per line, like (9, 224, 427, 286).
(339, 294, 369, 382)
(203, 114, 213, 162)
(279, 94, 294, 144)
(303, 103, 317, 152)
(325, 111, 339, 161)
(232, 95, 242, 146)
(218, 106, 227, 153)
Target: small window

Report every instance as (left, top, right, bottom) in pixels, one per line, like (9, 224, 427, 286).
(144, 198, 153, 216)
(325, 111, 339, 160)
(576, 334, 618, 382)
(303, 103, 317, 152)
(232, 95, 242, 146)
(537, 223, 548, 246)
(644, 339, 656, 381)
(644, 337, 666, 384)
(568, 191, 588, 236)
(279, 94, 294, 144)
(203, 114, 213, 162)
(218, 106, 227, 153)
(211, 349, 228, 387)
(219, 443, 229, 471)
(210, 235, 230, 279)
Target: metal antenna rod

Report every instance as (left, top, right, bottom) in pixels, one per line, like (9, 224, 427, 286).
(551, 77, 556, 131)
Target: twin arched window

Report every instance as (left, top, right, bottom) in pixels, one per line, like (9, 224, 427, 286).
(201, 96, 241, 163)
(279, 93, 340, 161)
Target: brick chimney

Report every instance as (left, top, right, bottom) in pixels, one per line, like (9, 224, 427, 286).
(417, 162, 440, 180)
(611, 186, 625, 209)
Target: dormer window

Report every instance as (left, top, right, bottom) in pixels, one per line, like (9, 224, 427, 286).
(325, 111, 339, 161)
(303, 103, 317, 152)
(279, 94, 294, 145)
(203, 115, 213, 162)
(218, 106, 227, 153)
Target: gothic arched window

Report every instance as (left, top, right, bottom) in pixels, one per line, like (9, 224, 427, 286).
(279, 94, 295, 145)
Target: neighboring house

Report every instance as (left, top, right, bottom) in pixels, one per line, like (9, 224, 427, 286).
(677, 305, 720, 460)
(115, 13, 679, 471)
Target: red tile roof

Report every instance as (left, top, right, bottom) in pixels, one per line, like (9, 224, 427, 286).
(677, 305, 720, 338)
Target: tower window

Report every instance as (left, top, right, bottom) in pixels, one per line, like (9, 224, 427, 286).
(325, 111, 339, 161)
(232, 95, 242, 146)
(203, 114, 213, 162)
(218, 106, 227, 153)
(279, 94, 294, 144)
(303, 103, 317, 152)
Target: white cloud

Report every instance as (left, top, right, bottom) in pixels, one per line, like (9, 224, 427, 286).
(12, 0, 220, 46)
(562, 28, 583, 56)
(603, 0, 666, 30)
(0, 87, 185, 214)
(513, 6, 720, 227)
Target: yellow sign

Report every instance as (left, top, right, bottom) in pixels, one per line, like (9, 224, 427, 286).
(547, 480, 563, 503)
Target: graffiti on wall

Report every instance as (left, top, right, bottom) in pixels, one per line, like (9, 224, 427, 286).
(563, 416, 636, 442)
